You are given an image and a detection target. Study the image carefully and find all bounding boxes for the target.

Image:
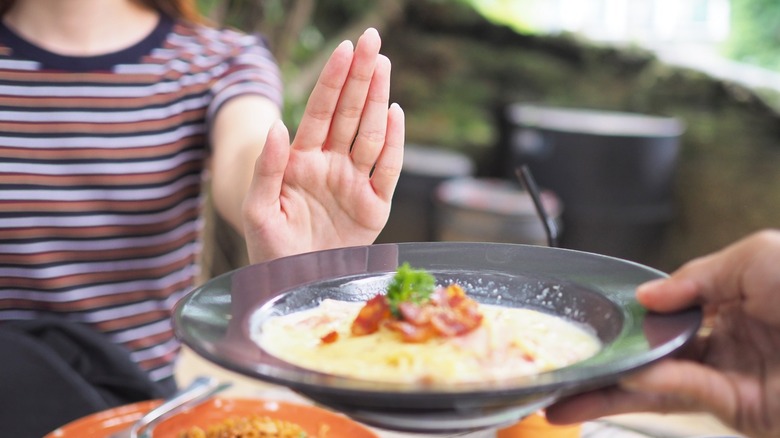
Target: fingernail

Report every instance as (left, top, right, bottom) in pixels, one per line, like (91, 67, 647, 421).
(620, 381, 639, 392)
(336, 39, 353, 52)
(618, 374, 642, 391)
(637, 278, 665, 296)
(270, 118, 287, 134)
(390, 102, 403, 113)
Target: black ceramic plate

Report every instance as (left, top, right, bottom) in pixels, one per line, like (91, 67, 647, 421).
(173, 242, 700, 428)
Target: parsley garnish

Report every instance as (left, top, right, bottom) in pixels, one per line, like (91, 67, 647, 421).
(386, 262, 436, 316)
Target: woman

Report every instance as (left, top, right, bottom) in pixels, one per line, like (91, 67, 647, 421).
(0, 0, 404, 434)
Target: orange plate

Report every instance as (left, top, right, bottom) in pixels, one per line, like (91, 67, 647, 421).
(45, 400, 162, 438)
(496, 412, 581, 438)
(46, 398, 378, 438)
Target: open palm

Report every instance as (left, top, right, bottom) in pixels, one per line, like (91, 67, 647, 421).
(241, 28, 404, 263)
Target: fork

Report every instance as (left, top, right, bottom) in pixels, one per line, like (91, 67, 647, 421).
(109, 375, 232, 438)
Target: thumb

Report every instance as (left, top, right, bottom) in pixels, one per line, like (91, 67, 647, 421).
(247, 119, 290, 207)
(635, 277, 700, 313)
(637, 230, 780, 326)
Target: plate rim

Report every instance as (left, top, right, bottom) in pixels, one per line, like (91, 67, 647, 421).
(173, 242, 701, 409)
(45, 397, 378, 438)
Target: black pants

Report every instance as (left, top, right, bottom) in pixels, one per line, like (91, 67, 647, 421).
(0, 319, 176, 438)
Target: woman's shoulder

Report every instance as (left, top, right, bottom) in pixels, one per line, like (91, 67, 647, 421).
(161, 19, 283, 110)
(168, 19, 274, 58)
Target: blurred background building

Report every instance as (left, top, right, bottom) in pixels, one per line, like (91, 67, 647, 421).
(514, 0, 730, 45)
(472, 0, 780, 92)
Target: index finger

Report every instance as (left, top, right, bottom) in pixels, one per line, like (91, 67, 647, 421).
(293, 39, 355, 151)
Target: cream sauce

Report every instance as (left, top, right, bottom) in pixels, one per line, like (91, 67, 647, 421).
(255, 299, 601, 384)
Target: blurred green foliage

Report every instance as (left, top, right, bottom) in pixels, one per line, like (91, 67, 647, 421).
(466, 0, 780, 72)
(198, 0, 780, 73)
(460, 0, 538, 33)
(724, 0, 780, 70)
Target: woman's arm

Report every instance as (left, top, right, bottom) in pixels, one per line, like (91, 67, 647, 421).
(209, 95, 280, 236)
(208, 28, 404, 264)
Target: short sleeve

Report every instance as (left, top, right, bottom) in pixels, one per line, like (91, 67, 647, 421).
(207, 31, 283, 122)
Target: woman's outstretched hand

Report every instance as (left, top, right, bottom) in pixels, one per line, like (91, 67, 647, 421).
(242, 28, 404, 263)
(546, 229, 780, 438)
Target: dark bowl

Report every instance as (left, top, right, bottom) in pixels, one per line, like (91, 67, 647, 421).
(173, 242, 700, 432)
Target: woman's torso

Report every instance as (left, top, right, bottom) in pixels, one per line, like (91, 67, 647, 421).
(0, 15, 282, 382)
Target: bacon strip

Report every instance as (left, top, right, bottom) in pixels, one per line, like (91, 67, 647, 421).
(320, 330, 339, 344)
(385, 320, 438, 343)
(349, 284, 484, 343)
(351, 294, 392, 336)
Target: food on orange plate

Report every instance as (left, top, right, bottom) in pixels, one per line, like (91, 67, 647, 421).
(256, 264, 601, 384)
(176, 414, 323, 437)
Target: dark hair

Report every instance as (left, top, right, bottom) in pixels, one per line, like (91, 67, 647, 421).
(136, 0, 202, 22)
(0, 0, 203, 22)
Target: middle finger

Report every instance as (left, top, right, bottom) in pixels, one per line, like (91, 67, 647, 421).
(324, 27, 381, 154)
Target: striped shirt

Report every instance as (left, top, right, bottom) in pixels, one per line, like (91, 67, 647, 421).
(0, 15, 283, 383)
